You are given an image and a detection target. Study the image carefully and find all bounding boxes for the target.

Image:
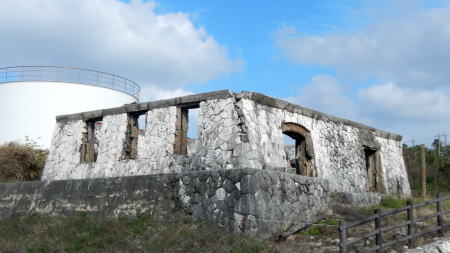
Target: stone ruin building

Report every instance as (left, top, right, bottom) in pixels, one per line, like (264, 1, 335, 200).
(0, 90, 411, 238)
(43, 90, 410, 196)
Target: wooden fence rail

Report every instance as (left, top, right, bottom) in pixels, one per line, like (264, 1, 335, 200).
(339, 194, 450, 253)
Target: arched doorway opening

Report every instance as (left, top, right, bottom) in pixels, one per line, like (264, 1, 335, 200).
(282, 122, 316, 177)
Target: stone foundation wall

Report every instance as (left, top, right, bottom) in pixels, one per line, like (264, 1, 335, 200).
(0, 169, 330, 238)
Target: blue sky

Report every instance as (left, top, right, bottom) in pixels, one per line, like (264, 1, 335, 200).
(157, 0, 363, 97)
(1, 0, 449, 145)
(156, 0, 450, 145)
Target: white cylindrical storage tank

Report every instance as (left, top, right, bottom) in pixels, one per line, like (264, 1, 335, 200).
(0, 66, 140, 147)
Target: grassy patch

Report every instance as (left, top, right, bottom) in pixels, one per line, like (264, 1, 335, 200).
(380, 196, 407, 209)
(0, 213, 271, 253)
(360, 195, 450, 212)
(297, 219, 340, 236)
(357, 196, 409, 211)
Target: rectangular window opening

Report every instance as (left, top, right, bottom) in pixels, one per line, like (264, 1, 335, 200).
(174, 104, 199, 155)
(80, 118, 103, 163)
(122, 111, 146, 159)
(187, 107, 200, 155)
(137, 113, 147, 131)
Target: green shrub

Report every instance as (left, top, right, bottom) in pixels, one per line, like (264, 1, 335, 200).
(298, 219, 341, 236)
(0, 141, 47, 182)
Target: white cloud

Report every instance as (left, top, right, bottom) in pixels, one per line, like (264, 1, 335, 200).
(356, 82, 450, 145)
(140, 85, 192, 101)
(359, 82, 450, 121)
(277, 3, 450, 88)
(287, 75, 358, 120)
(288, 77, 450, 145)
(278, 2, 450, 145)
(0, 0, 241, 95)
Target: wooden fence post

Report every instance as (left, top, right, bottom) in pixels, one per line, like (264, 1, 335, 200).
(436, 194, 444, 237)
(339, 220, 347, 253)
(375, 209, 382, 252)
(407, 200, 415, 248)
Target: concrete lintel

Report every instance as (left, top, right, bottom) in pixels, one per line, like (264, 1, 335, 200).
(81, 110, 104, 120)
(54, 89, 401, 141)
(56, 90, 233, 123)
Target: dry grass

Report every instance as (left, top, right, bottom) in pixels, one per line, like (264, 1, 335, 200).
(0, 196, 448, 253)
(0, 141, 47, 182)
(0, 213, 285, 253)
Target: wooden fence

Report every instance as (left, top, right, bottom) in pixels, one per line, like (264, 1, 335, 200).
(339, 195, 450, 253)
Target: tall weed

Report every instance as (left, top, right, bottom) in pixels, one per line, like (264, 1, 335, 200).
(0, 141, 47, 182)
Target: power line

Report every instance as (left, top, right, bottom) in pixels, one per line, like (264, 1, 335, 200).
(405, 132, 449, 147)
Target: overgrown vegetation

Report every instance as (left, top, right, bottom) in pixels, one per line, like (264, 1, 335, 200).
(0, 213, 277, 253)
(0, 140, 47, 182)
(380, 195, 407, 209)
(359, 195, 450, 212)
(297, 219, 340, 236)
(403, 143, 450, 196)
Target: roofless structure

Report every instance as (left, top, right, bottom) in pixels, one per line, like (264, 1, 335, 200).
(0, 89, 411, 238)
(43, 90, 410, 198)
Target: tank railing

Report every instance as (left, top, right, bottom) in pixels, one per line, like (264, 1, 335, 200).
(0, 66, 140, 100)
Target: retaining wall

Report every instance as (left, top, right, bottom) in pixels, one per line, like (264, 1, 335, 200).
(0, 168, 331, 238)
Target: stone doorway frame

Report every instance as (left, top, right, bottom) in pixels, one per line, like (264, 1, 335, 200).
(281, 122, 316, 177)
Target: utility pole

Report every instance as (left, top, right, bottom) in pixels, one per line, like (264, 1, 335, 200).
(434, 133, 442, 193)
(435, 134, 442, 156)
(443, 133, 448, 155)
(420, 144, 427, 198)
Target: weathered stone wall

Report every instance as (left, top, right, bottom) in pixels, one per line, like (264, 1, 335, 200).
(42, 90, 410, 197)
(375, 137, 410, 196)
(188, 97, 240, 170)
(43, 98, 241, 180)
(233, 98, 287, 170)
(44, 111, 184, 180)
(137, 106, 178, 160)
(44, 119, 85, 180)
(1, 169, 331, 238)
(235, 97, 410, 196)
